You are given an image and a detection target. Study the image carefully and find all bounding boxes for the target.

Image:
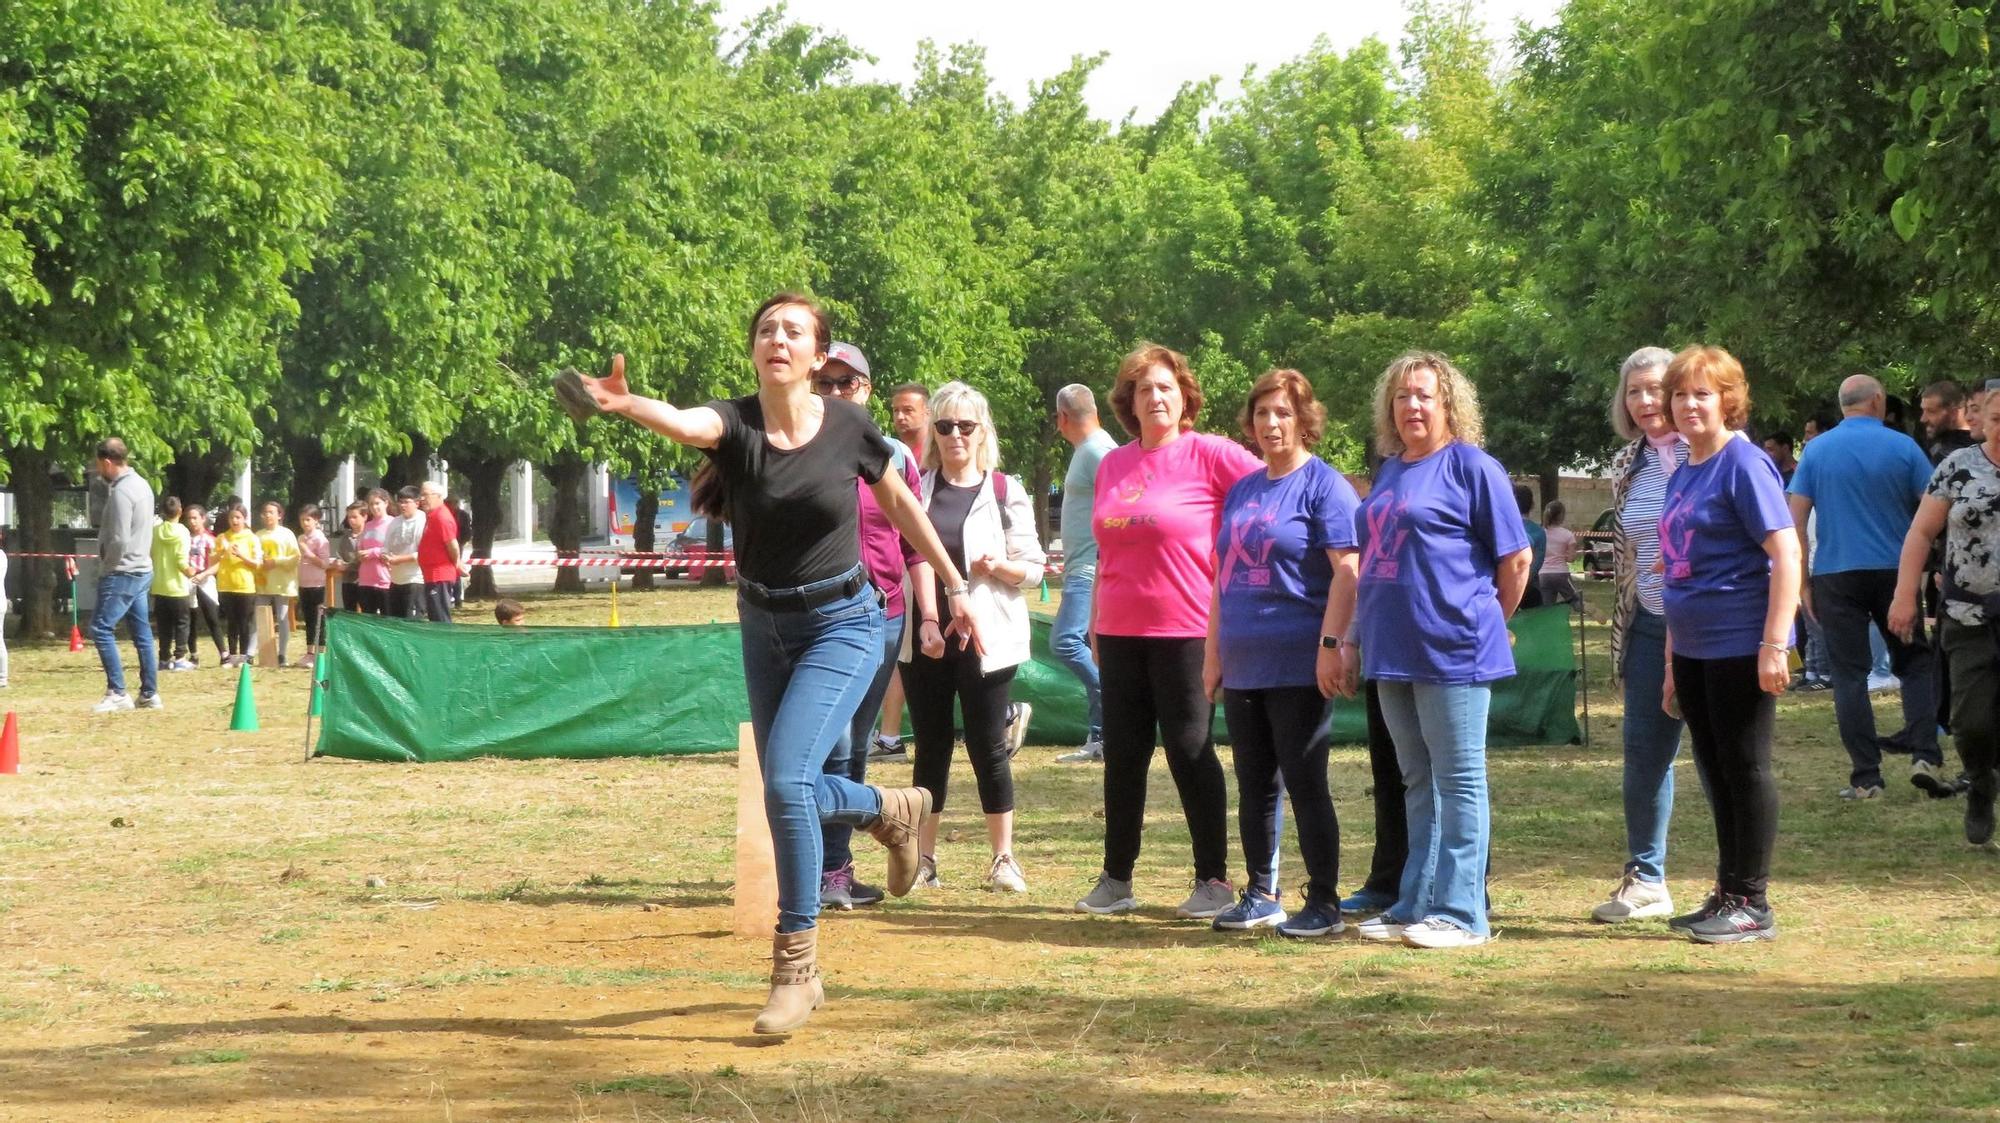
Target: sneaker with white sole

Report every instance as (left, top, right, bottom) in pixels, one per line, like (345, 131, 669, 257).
(1402, 917, 1490, 949)
(1590, 866, 1674, 923)
(820, 862, 884, 910)
(1276, 899, 1346, 938)
(985, 852, 1028, 893)
(1076, 871, 1137, 914)
(1838, 783, 1884, 800)
(1210, 889, 1287, 931)
(1911, 759, 1956, 798)
(1003, 702, 1033, 759)
(92, 691, 134, 713)
(866, 734, 907, 763)
(1685, 894, 1776, 944)
(136, 692, 163, 710)
(1355, 914, 1409, 941)
(914, 855, 942, 890)
(1668, 887, 1723, 933)
(1175, 877, 1237, 920)
(1055, 739, 1103, 764)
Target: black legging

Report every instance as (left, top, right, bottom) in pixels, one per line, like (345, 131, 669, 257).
(152, 594, 193, 662)
(905, 644, 1016, 814)
(1099, 634, 1229, 884)
(1223, 685, 1340, 905)
(191, 586, 227, 659)
(219, 591, 256, 657)
(1673, 652, 1779, 907)
(300, 587, 327, 646)
(1354, 680, 1408, 899)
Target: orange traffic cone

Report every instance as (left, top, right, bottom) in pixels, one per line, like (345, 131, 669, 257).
(0, 711, 18, 775)
(68, 625, 85, 652)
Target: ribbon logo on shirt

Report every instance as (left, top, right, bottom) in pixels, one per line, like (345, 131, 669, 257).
(1658, 491, 1696, 582)
(1359, 490, 1410, 582)
(1218, 502, 1278, 589)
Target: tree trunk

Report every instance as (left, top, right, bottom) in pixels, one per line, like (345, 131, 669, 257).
(285, 437, 341, 516)
(163, 446, 236, 511)
(630, 488, 658, 590)
(462, 455, 506, 600)
(5, 439, 61, 638)
(541, 456, 586, 593)
(700, 512, 728, 587)
(385, 434, 433, 493)
(1537, 467, 1561, 513)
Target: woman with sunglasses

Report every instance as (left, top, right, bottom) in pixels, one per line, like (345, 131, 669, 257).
(576, 293, 982, 1036)
(1077, 343, 1263, 919)
(901, 381, 1046, 893)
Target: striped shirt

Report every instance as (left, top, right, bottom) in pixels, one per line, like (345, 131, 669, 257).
(1624, 441, 1688, 617)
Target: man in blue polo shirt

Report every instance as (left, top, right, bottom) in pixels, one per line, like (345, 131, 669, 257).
(1788, 374, 1945, 800)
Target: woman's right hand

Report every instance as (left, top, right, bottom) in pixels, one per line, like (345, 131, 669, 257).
(1201, 649, 1223, 703)
(579, 353, 632, 414)
(1661, 669, 1679, 719)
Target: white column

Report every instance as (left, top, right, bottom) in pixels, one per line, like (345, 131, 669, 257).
(332, 456, 357, 510)
(510, 461, 535, 544)
(588, 463, 610, 539)
(236, 459, 253, 507)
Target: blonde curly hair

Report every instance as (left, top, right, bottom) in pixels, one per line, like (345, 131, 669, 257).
(1371, 350, 1484, 457)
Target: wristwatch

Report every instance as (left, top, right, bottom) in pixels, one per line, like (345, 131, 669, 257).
(1319, 635, 1343, 650)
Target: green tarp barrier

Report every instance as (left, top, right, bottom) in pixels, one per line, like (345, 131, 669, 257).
(314, 604, 1580, 763)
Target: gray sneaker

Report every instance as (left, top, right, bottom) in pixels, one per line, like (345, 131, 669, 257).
(1056, 739, 1104, 764)
(135, 692, 164, 710)
(1839, 784, 1884, 800)
(1076, 871, 1136, 914)
(820, 862, 884, 910)
(1003, 702, 1033, 759)
(1175, 877, 1237, 920)
(866, 734, 908, 763)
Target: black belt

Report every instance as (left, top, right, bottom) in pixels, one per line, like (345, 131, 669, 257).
(737, 565, 867, 612)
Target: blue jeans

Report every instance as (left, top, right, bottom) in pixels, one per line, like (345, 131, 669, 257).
(1050, 565, 1102, 742)
(1814, 569, 1941, 787)
(821, 611, 903, 873)
(1377, 681, 1491, 936)
(737, 571, 887, 933)
(92, 570, 157, 698)
(1619, 608, 1686, 883)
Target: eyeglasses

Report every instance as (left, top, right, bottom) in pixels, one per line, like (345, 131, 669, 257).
(812, 374, 868, 394)
(932, 419, 979, 436)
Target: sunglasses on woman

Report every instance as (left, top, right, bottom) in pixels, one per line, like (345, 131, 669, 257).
(932, 419, 979, 436)
(811, 373, 868, 394)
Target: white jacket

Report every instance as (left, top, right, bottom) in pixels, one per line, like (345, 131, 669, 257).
(901, 470, 1046, 674)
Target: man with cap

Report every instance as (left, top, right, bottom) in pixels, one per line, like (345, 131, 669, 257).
(809, 342, 937, 909)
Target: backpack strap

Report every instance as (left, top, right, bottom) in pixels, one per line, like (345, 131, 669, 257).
(991, 472, 1012, 532)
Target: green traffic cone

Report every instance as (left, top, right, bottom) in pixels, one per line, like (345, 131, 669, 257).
(1039, 576, 1049, 603)
(229, 664, 259, 732)
(307, 653, 326, 718)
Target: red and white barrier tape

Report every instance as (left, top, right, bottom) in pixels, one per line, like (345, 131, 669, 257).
(467, 555, 735, 570)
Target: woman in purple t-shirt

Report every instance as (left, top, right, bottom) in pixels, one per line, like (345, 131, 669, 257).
(1656, 346, 1800, 944)
(1076, 343, 1263, 921)
(1348, 352, 1532, 950)
(1203, 369, 1360, 939)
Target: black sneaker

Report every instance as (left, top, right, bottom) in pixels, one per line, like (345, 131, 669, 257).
(1667, 887, 1722, 933)
(1966, 773, 1997, 847)
(1686, 895, 1777, 944)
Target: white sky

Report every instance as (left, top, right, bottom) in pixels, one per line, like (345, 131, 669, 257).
(715, 1, 1567, 122)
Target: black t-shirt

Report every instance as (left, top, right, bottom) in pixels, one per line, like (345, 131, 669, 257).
(701, 393, 893, 588)
(926, 475, 980, 609)
(1930, 428, 1976, 466)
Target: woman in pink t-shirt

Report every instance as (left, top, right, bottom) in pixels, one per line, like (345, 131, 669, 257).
(355, 488, 392, 614)
(1076, 343, 1263, 920)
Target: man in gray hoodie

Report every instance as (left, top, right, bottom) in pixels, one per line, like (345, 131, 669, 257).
(90, 438, 160, 712)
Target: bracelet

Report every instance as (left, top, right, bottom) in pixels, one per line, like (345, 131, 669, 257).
(943, 585, 969, 600)
(1758, 640, 1788, 652)
(921, 617, 939, 626)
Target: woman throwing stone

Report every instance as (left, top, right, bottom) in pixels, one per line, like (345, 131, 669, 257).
(577, 293, 981, 1035)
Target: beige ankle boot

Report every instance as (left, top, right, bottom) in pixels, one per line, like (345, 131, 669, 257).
(866, 785, 932, 896)
(751, 927, 823, 1035)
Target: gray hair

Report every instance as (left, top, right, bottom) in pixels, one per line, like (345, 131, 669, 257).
(1838, 374, 1884, 409)
(1610, 346, 1676, 441)
(1055, 383, 1098, 422)
(924, 380, 1002, 474)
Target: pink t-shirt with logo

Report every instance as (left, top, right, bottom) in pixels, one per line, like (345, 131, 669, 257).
(1092, 431, 1263, 638)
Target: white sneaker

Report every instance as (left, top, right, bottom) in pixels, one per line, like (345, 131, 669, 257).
(1055, 739, 1104, 764)
(135, 692, 164, 710)
(92, 692, 134, 713)
(986, 852, 1028, 893)
(1003, 702, 1033, 758)
(1402, 917, 1490, 949)
(1590, 868, 1674, 923)
(1355, 914, 1408, 941)
(915, 855, 942, 890)
(1866, 672, 1900, 693)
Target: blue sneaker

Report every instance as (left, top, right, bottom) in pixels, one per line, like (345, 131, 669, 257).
(1338, 888, 1395, 915)
(1211, 889, 1287, 931)
(1277, 900, 1346, 938)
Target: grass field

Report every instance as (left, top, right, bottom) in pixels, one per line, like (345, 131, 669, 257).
(1, 583, 1995, 1121)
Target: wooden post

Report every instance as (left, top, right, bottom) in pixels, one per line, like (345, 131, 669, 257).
(254, 604, 280, 668)
(733, 722, 777, 938)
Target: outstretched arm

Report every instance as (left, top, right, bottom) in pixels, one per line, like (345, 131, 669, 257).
(581, 354, 726, 449)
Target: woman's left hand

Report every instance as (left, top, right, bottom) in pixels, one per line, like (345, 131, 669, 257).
(1315, 646, 1342, 700)
(944, 593, 985, 655)
(1757, 645, 1790, 695)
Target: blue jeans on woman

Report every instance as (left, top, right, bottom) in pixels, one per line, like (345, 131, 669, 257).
(1620, 608, 1686, 883)
(1377, 681, 1491, 936)
(737, 570, 888, 933)
(821, 611, 903, 874)
(1050, 565, 1102, 742)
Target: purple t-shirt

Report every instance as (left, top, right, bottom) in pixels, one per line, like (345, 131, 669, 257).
(1355, 441, 1529, 685)
(1215, 458, 1361, 690)
(1658, 436, 1794, 659)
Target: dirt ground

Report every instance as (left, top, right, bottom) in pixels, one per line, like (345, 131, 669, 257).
(2, 587, 1996, 1121)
